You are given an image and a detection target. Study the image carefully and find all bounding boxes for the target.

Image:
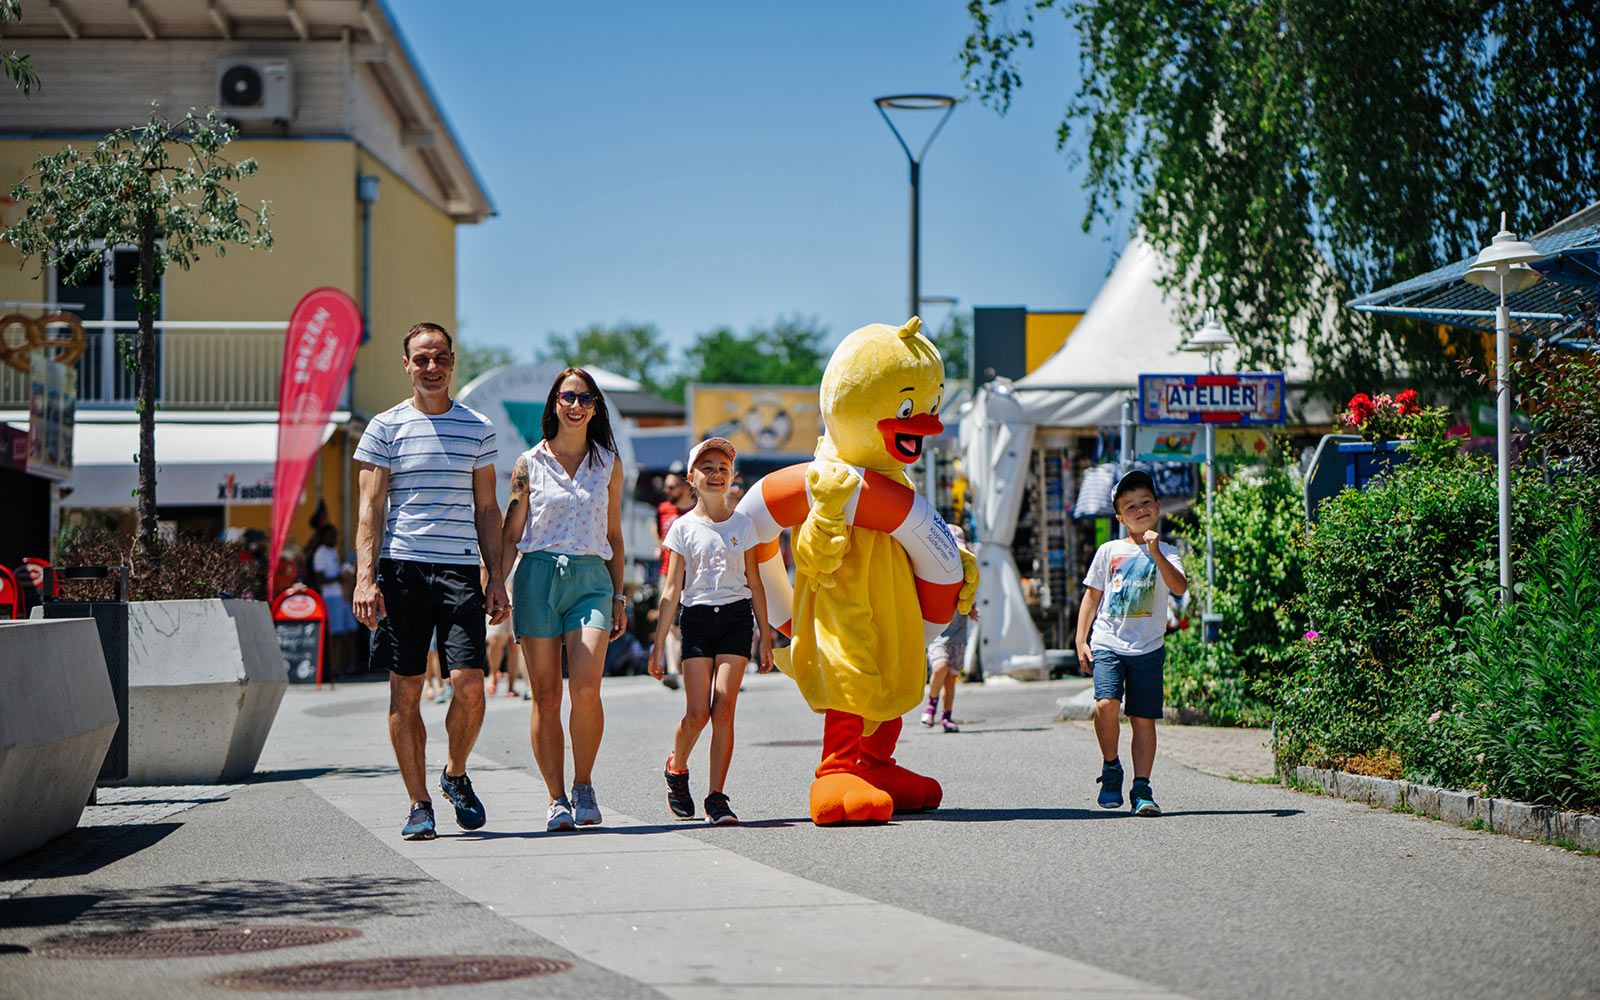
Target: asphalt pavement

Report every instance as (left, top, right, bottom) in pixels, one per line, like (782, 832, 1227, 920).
(2, 672, 1596, 1000)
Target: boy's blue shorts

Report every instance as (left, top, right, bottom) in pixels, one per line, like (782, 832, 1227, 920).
(1092, 646, 1165, 720)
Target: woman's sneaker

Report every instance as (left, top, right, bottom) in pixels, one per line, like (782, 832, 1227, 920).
(919, 704, 937, 727)
(704, 791, 739, 825)
(1130, 779, 1161, 816)
(546, 796, 576, 832)
(941, 713, 959, 733)
(401, 801, 436, 841)
(572, 782, 603, 826)
(665, 758, 695, 818)
(1096, 761, 1125, 809)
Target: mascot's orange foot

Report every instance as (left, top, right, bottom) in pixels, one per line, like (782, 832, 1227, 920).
(859, 764, 943, 813)
(809, 772, 894, 825)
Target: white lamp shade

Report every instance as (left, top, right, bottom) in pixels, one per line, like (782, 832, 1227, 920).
(1465, 261, 1542, 294)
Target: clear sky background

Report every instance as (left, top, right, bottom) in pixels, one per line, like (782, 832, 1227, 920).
(385, 1, 1126, 360)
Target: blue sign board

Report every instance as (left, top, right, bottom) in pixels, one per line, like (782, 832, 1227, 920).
(1138, 372, 1286, 426)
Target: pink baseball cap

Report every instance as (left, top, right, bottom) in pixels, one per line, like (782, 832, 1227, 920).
(688, 436, 737, 468)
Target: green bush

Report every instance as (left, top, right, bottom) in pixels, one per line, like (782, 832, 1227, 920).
(1164, 461, 1305, 726)
(1274, 449, 1598, 782)
(1441, 512, 1600, 810)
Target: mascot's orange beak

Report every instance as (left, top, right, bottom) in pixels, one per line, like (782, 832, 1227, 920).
(876, 412, 944, 463)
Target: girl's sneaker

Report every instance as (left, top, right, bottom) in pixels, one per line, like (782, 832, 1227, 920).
(664, 758, 695, 818)
(704, 791, 739, 825)
(546, 796, 575, 832)
(920, 704, 937, 727)
(941, 714, 959, 733)
(572, 782, 603, 826)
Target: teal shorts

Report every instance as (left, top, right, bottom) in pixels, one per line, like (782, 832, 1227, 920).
(513, 552, 613, 639)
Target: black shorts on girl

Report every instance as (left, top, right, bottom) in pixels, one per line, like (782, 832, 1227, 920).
(678, 598, 755, 660)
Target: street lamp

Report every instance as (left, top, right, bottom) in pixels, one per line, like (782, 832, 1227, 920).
(1464, 212, 1542, 605)
(874, 94, 958, 321)
(1181, 310, 1233, 642)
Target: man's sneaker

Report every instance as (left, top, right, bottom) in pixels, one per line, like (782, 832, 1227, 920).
(665, 759, 695, 818)
(704, 791, 739, 825)
(546, 796, 575, 832)
(919, 705, 937, 727)
(1130, 780, 1161, 817)
(401, 801, 436, 841)
(1096, 761, 1125, 809)
(572, 782, 603, 826)
(941, 714, 959, 733)
(662, 674, 681, 690)
(439, 770, 487, 830)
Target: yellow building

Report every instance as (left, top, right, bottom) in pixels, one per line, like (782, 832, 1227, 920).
(0, 0, 492, 557)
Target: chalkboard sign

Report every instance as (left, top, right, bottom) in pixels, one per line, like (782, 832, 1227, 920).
(276, 620, 323, 684)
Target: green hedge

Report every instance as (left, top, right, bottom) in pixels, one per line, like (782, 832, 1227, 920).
(1164, 462, 1305, 726)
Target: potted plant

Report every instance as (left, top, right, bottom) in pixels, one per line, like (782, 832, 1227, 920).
(1336, 389, 1425, 489)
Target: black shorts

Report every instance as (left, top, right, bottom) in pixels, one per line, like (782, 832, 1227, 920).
(371, 558, 487, 676)
(678, 599, 755, 661)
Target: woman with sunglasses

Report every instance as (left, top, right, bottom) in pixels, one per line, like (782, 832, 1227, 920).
(501, 368, 627, 831)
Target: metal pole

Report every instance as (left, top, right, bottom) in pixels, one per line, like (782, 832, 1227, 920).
(908, 159, 920, 321)
(1118, 397, 1133, 539)
(1204, 421, 1215, 618)
(1496, 285, 1513, 604)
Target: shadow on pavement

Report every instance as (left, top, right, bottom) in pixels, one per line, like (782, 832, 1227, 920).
(902, 806, 1303, 822)
(24, 875, 435, 931)
(245, 765, 399, 783)
(1, 824, 181, 880)
(453, 817, 808, 840)
(0, 894, 103, 929)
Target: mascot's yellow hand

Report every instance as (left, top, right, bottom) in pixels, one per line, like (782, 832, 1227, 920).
(794, 463, 859, 586)
(956, 545, 979, 616)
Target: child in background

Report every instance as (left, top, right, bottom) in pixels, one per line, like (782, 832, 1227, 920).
(921, 525, 978, 733)
(1074, 470, 1187, 817)
(649, 437, 774, 824)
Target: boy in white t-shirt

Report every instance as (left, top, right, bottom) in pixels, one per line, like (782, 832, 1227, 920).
(648, 437, 775, 824)
(1075, 469, 1187, 816)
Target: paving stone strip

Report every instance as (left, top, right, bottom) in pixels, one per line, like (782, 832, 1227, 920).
(1289, 766, 1600, 852)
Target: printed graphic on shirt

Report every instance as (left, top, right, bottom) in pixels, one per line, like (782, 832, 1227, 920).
(1103, 552, 1158, 620)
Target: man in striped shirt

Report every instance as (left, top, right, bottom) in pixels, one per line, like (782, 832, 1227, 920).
(352, 322, 510, 841)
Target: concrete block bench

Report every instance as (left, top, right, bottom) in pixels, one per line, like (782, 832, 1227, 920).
(0, 619, 118, 864)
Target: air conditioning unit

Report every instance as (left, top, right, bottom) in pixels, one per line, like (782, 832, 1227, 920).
(215, 57, 294, 122)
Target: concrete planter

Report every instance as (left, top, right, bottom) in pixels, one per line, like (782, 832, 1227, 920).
(112, 599, 288, 785)
(0, 619, 119, 864)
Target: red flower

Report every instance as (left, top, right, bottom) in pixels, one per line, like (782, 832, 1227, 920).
(1395, 388, 1420, 415)
(1345, 393, 1375, 423)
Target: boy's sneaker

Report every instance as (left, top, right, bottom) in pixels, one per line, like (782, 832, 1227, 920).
(439, 769, 486, 830)
(704, 791, 739, 825)
(546, 797, 575, 832)
(572, 782, 603, 826)
(1096, 761, 1125, 809)
(919, 704, 937, 727)
(664, 759, 695, 818)
(1130, 780, 1161, 817)
(401, 801, 436, 841)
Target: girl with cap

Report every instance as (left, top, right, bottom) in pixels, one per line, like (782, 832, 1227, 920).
(648, 436, 775, 824)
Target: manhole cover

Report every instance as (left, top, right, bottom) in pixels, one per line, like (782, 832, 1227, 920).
(38, 924, 360, 959)
(211, 956, 571, 992)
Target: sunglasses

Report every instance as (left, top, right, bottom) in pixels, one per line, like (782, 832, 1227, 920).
(557, 390, 599, 408)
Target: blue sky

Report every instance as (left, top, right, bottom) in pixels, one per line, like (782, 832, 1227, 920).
(385, 1, 1125, 360)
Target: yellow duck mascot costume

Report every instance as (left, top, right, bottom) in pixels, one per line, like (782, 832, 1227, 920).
(737, 317, 979, 825)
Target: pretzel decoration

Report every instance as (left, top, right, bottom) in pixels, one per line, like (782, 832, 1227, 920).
(0, 312, 88, 373)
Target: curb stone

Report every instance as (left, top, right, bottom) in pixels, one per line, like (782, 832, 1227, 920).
(1290, 765, 1598, 853)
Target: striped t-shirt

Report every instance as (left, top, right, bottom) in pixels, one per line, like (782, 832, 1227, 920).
(353, 400, 497, 565)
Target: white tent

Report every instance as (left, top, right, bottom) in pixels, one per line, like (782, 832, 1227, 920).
(960, 239, 1326, 677)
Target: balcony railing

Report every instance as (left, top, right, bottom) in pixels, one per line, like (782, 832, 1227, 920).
(0, 320, 289, 411)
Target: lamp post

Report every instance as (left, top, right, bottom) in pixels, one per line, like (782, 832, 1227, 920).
(1181, 311, 1233, 641)
(1464, 213, 1542, 605)
(874, 95, 957, 321)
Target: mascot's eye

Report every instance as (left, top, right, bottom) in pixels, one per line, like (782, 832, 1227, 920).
(896, 398, 914, 419)
(929, 396, 941, 414)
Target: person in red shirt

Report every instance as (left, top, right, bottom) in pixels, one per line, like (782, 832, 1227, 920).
(653, 468, 694, 688)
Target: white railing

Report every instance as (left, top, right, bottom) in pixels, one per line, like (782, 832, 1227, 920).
(0, 320, 289, 410)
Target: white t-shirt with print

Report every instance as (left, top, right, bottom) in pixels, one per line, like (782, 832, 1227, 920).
(312, 544, 343, 600)
(1083, 537, 1186, 656)
(663, 509, 758, 607)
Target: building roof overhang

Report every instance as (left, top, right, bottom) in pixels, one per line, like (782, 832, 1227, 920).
(4, 0, 494, 223)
